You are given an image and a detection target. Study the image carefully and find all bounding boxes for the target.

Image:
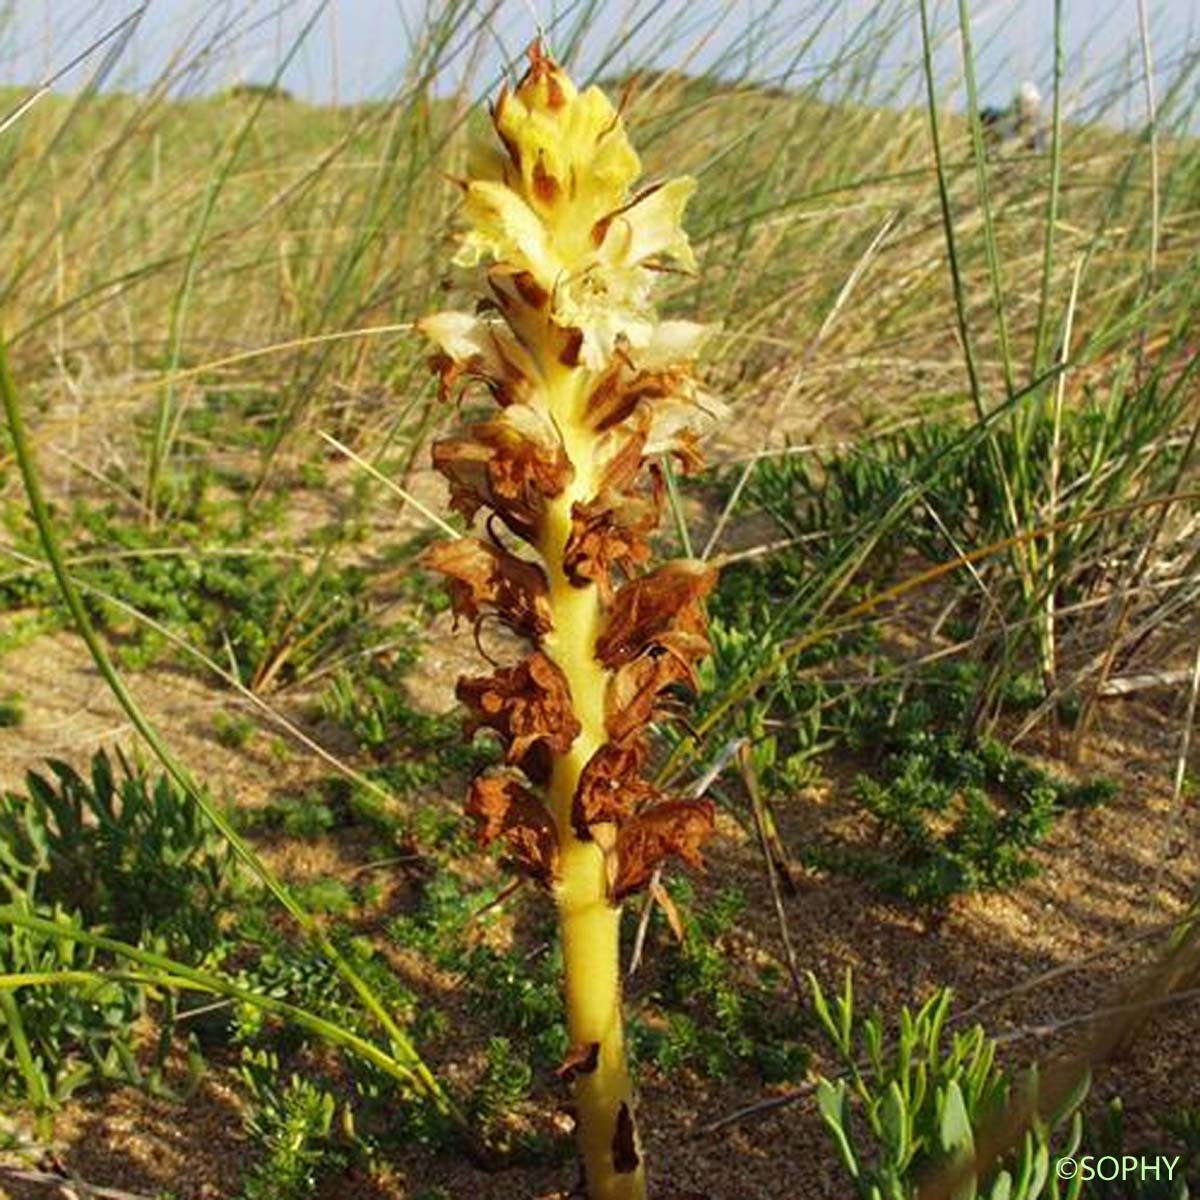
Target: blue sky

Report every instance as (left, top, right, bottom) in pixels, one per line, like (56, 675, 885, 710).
(1, 1, 1197, 127)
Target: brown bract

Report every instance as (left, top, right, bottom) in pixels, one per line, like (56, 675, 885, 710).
(457, 652, 581, 765)
(417, 311, 539, 408)
(583, 349, 714, 477)
(432, 404, 572, 538)
(466, 772, 558, 886)
(556, 1041, 600, 1082)
(572, 739, 659, 837)
(429, 341, 533, 409)
(488, 266, 552, 315)
(516, 39, 567, 110)
(593, 416, 650, 495)
(611, 798, 716, 900)
(595, 560, 717, 668)
(423, 538, 552, 638)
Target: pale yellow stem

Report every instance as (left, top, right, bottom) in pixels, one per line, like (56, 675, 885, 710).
(538, 364, 647, 1200)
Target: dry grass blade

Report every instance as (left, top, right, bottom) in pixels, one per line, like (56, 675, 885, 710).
(0, 6, 147, 137)
(0, 1163, 158, 1200)
(736, 744, 805, 1008)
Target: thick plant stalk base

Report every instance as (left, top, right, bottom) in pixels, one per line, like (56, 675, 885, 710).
(545, 484, 645, 1198)
(558, 850, 645, 1199)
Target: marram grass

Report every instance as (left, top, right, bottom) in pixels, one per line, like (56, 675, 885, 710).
(420, 44, 724, 1199)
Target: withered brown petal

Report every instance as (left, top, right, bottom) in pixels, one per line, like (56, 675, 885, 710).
(466, 771, 537, 842)
(572, 739, 659, 837)
(581, 347, 718, 478)
(432, 405, 571, 539)
(659, 427, 705, 475)
(419, 311, 536, 409)
(650, 877, 686, 943)
(563, 493, 658, 592)
(556, 1041, 600, 1083)
(604, 634, 708, 743)
(458, 652, 581, 765)
(611, 798, 716, 900)
(596, 560, 717, 670)
(584, 365, 638, 433)
(585, 362, 696, 435)
(511, 268, 550, 309)
(423, 538, 552, 638)
(466, 772, 558, 886)
(593, 417, 649, 496)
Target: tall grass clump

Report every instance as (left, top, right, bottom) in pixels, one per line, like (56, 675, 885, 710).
(419, 42, 722, 1198)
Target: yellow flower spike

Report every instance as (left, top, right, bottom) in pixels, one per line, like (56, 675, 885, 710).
(453, 42, 700, 368)
(422, 42, 721, 1200)
(495, 63, 641, 226)
(454, 180, 562, 280)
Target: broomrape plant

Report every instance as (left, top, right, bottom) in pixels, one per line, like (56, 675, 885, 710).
(419, 44, 723, 1200)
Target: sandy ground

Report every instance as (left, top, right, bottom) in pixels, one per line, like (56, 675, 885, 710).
(0, 615, 1197, 1198)
(1, 381, 1197, 1196)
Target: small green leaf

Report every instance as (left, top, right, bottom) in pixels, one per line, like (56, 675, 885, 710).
(940, 1081, 974, 1156)
(880, 1082, 910, 1168)
(817, 1079, 860, 1181)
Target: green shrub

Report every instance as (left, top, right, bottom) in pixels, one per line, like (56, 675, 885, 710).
(801, 672, 1114, 903)
(238, 1049, 342, 1200)
(811, 971, 1089, 1199)
(0, 753, 237, 1125)
(0, 751, 233, 958)
(0, 902, 148, 1125)
(318, 654, 493, 798)
(1084, 1098, 1196, 1198)
(0, 495, 382, 687)
(632, 883, 808, 1082)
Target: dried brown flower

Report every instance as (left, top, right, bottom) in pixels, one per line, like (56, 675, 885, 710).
(562, 493, 658, 591)
(604, 636, 710, 743)
(572, 738, 659, 837)
(418, 311, 539, 408)
(432, 404, 572, 537)
(458, 652, 581, 765)
(424, 538, 552, 638)
(466, 772, 558, 886)
(595, 560, 717, 668)
(610, 799, 716, 900)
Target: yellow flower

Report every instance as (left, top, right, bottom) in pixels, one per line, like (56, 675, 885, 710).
(493, 44, 640, 229)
